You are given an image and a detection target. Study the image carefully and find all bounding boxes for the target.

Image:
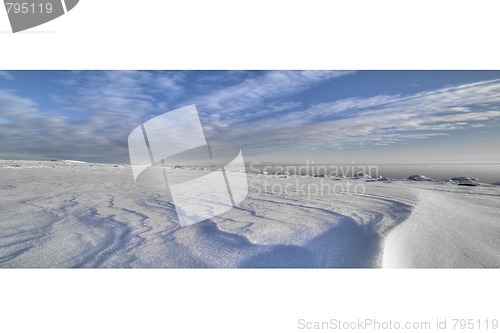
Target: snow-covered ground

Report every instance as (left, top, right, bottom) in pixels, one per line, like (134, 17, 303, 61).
(0, 160, 499, 268)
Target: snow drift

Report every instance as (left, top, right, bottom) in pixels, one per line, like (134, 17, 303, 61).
(0, 160, 499, 268)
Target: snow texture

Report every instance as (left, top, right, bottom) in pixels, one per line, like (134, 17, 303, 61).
(0, 160, 499, 268)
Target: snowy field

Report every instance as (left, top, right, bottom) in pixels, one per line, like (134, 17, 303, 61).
(0, 160, 499, 268)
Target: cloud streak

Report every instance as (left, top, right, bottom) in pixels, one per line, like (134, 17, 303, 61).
(208, 79, 500, 154)
(1, 71, 500, 163)
(0, 71, 14, 81)
(0, 71, 186, 161)
(195, 71, 354, 121)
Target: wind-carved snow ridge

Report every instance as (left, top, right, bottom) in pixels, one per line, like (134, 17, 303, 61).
(217, 190, 414, 268)
(0, 160, 499, 268)
(383, 187, 500, 268)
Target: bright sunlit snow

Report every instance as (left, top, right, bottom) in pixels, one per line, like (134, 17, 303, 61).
(1, 160, 498, 268)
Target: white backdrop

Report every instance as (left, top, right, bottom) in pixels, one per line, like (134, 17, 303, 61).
(1, 0, 500, 69)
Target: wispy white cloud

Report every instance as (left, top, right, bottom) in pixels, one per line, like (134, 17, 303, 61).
(1, 71, 500, 163)
(0, 71, 187, 161)
(207, 79, 500, 153)
(0, 71, 15, 81)
(196, 71, 354, 120)
(0, 90, 94, 160)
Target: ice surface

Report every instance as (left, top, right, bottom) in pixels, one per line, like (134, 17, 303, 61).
(408, 175, 435, 181)
(0, 160, 499, 268)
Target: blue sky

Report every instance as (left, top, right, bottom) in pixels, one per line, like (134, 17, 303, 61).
(0, 70, 499, 164)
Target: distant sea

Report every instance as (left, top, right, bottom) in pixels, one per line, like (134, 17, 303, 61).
(245, 163, 500, 184)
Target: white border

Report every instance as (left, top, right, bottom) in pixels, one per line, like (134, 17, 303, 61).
(0, 0, 499, 69)
(1, 269, 499, 333)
